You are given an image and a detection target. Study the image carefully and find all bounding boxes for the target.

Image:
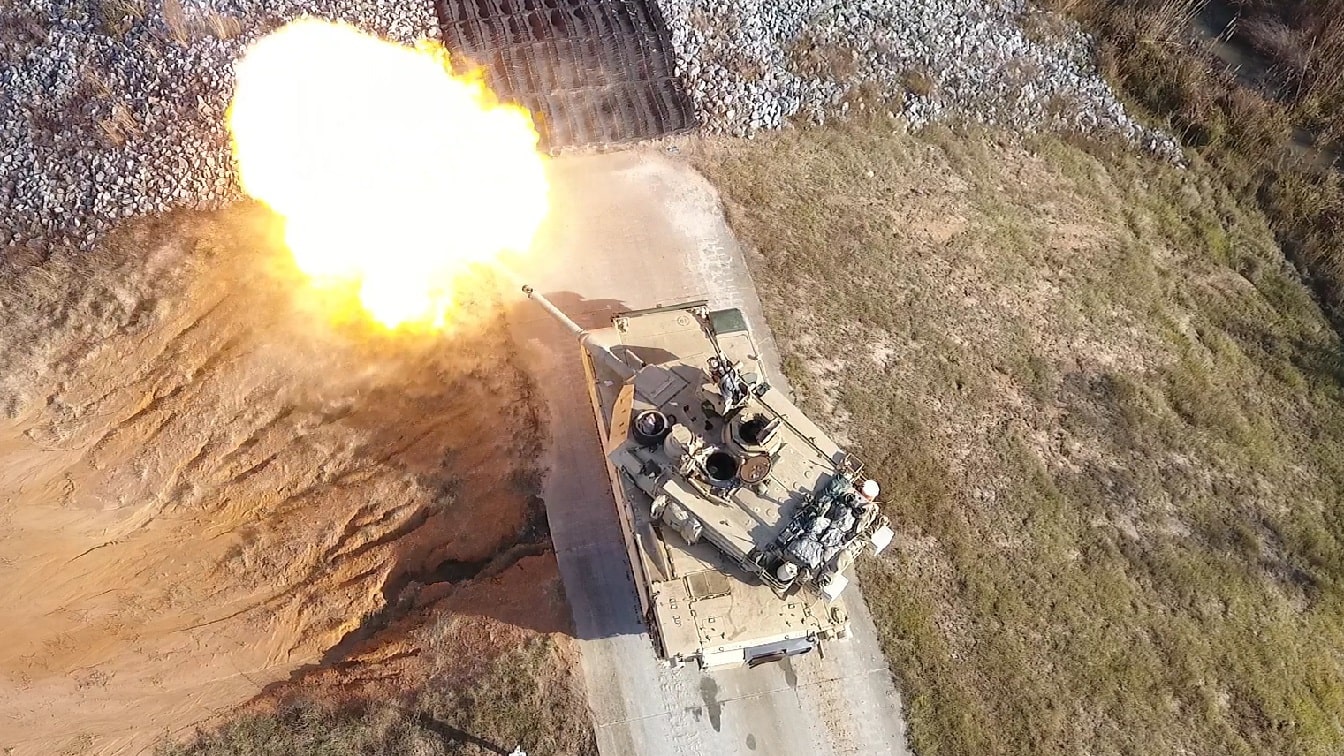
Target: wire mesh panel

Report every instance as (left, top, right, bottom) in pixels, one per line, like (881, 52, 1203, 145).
(435, 0, 697, 151)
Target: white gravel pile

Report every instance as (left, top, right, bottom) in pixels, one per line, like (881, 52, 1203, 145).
(0, 1, 436, 250)
(657, 0, 1179, 155)
(1, 0, 1178, 251)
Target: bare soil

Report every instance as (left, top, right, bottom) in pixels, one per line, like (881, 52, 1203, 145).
(0, 205, 591, 755)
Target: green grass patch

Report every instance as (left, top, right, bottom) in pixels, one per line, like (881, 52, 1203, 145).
(1043, 0, 1344, 328)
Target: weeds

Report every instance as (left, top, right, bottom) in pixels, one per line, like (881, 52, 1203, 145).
(97, 102, 140, 147)
(160, 0, 244, 44)
(161, 0, 189, 45)
(98, 0, 146, 37)
(693, 117, 1344, 755)
(902, 69, 937, 98)
(1044, 0, 1344, 330)
(789, 34, 859, 81)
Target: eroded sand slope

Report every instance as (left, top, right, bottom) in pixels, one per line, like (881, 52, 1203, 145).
(0, 206, 547, 754)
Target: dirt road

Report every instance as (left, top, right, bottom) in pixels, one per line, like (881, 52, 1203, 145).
(508, 148, 911, 755)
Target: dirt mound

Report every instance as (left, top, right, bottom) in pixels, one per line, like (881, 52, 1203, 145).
(160, 553, 590, 756)
(0, 206, 554, 754)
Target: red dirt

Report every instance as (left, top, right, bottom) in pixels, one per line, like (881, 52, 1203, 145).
(0, 206, 566, 754)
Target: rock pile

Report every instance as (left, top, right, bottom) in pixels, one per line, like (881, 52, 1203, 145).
(657, 0, 1180, 156)
(1, 0, 1179, 250)
(0, 0, 436, 250)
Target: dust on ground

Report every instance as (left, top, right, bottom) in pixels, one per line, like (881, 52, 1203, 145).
(0, 205, 591, 755)
(693, 121, 1344, 754)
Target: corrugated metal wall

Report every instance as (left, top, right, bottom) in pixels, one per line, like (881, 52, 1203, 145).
(436, 0, 697, 150)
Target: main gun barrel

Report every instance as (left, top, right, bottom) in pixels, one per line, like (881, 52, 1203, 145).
(521, 285, 584, 336)
(522, 285, 638, 381)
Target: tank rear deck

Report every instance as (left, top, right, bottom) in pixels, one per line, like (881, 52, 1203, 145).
(632, 477, 837, 664)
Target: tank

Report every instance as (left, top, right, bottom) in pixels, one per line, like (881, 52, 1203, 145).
(524, 285, 893, 669)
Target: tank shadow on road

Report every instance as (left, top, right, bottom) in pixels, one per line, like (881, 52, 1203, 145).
(506, 288, 679, 643)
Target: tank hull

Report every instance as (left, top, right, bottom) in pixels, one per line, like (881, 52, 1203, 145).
(574, 320, 851, 669)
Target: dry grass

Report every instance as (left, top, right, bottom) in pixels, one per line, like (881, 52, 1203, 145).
(201, 11, 243, 41)
(161, 0, 243, 44)
(789, 34, 860, 81)
(160, 635, 594, 756)
(161, 0, 190, 44)
(97, 101, 140, 147)
(1043, 0, 1344, 324)
(692, 118, 1344, 755)
(1229, 0, 1344, 128)
(98, 0, 146, 36)
(0, 10, 48, 55)
(902, 69, 937, 97)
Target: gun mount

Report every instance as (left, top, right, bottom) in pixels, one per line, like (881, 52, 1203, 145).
(524, 284, 893, 668)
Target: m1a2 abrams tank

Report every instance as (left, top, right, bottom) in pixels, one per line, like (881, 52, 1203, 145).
(523, 285, 893, 669)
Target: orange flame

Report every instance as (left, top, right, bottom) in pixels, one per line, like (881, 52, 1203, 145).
(228, 19, 549, 328)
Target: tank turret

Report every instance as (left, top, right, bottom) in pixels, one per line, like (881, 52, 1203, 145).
(523, 282, 893, 668)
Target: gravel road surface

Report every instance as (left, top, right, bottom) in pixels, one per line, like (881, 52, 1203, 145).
(507, 147, 911, 755)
